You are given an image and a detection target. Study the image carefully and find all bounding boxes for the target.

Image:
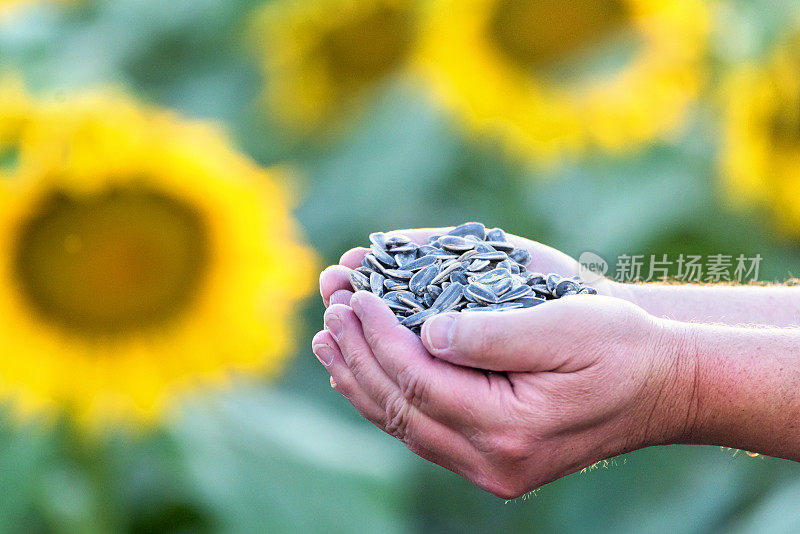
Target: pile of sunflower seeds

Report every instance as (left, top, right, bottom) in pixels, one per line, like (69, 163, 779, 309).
(349, 222, 597, 335)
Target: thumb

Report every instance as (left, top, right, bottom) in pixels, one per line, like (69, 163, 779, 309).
(420, 308, 563, 372)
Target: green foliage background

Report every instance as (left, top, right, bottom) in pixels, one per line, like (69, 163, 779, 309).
(2, 0, 800, 532)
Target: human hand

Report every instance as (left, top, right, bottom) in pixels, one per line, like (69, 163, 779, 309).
(311, 288, 693, 499)
(318, 227, 620, 309)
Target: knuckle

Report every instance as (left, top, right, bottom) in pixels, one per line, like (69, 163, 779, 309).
(474, 473, 527, 501)
(384, 395, 412, 442)
(343, 347, 373, 381)
(480, 431, 531, 464)
(396, 366, 429, 409)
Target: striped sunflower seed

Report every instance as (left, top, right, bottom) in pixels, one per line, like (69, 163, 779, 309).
(401, 308, 439, 327)
(370, 272, 385, 296)
(349, 270, 371, 292)
(409, 263, 440, 294)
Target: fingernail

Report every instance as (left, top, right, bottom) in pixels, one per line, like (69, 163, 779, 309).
(350, 293, 363, 316)
(425, 314, 455, 351)
(325, 314, 343, 340)
(330, 290, 351, 306)
(313, 343, 335, 366)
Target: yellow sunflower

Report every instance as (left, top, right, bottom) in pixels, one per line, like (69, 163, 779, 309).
(0, 90, 317, 428)
(721, 39, 800, 235)
(0, 76, 30, 177)
(0, 0, 67, 18)
(249, 0, 417, 134)
(415, 0, 709, 161)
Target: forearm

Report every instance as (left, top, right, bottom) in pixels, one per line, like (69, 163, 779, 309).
(614, 282, 800, 327)
(663, 319, 800, 460)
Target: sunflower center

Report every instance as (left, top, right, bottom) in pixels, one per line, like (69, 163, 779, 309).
(13, 186, 210, 337)
(768, 90, 800, 149)
(488, 0, 630, 71)
(319, 3, 414, 85)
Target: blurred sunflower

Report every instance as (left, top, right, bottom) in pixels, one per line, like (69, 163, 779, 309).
(416, 0, 709, 160)
(250, 0, 417, 134)
(0, 0, 66, 18)
(0, 89, 317, 428)
(0, 76, 30, 177)
(721, 39, 800, 236)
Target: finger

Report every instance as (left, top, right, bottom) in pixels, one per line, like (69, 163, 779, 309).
(312, 330, 386, 426)
(420, 305, 575, 372)
(339, 247, 369, 269)
(349, 291, 505, 428)
(318, 313, 488, 481)
(323, 304, 400, 410)
(319, 265, 354, 306)
(330, 289, 354, 306)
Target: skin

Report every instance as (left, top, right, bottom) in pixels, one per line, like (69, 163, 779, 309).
(312, 227, 800, 499)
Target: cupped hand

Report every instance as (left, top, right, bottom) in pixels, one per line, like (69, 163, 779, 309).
(318, 227, 618, 308)
(311, 288, 692, 499)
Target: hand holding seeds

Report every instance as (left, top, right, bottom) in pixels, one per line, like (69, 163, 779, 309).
(314, 226, 694, 498)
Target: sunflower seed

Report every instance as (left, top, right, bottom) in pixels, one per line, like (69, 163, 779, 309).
(456, 249, 479, 262)
(423, 293, 435, 308)
(349, 270, 371, 292)
(492, 277, 513, 296)
(356, 266, 374, 277)
(496, 284, 532, 302)
(432, 282, 464, 311)
(371, 245, 396, 267)
(384, 278, 408, 291)
(496, 260, 513, 271)
(509, 248, 531, 266)
(486, 228, 507, 242)
(555, 279, 581, 297)
(530, 284, 551, 297)
(385, 299, 408, 312)
(449, 222, 486, 240)
(384, 269, 414, 280)
(403, 254, 438, 271)
(492, 301, 523, 311)
(579, 287, 598, 295)
(518, 296, 547, 308)
(409, 263, 439, 294)
(465, 283, 497, 304)
(525, 272, 546, 286)
(427, 285, 443, 298)
(370, 272, 385, 296)
(475, 268, 510, 285)
(398, 293, 423, 310)
(473, 251, 508, 261)
(450, 270, 469, 285)
(546, 273, 562, 293)
(431, 261, 462, 284)
(385, 235, 412, 248)
(364, 254, 387, 274)
(390, 244, 418, 254)
(484, 240, 515, 252)
(439, 235, 474, 252)
(369, 232, 387, 249)
(401, 308, 439, 327)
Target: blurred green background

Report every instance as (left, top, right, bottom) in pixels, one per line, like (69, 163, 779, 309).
(2, 0, 800, 532)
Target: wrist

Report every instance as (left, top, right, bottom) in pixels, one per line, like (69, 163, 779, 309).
(636, 317, 701, 447)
